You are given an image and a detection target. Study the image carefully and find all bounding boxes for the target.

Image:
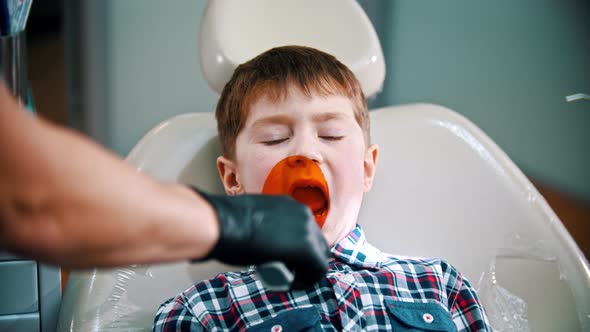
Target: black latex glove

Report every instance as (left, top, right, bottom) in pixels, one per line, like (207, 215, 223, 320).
(193, 188, 331, 289)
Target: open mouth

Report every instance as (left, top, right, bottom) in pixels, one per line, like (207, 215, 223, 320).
(261, 156, 330, 227)
(289, 180, 329, 224)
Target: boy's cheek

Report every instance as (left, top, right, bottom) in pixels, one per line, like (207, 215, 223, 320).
(238, 151, 282, 193)
(330, 153, 366, 193)
(238, 164, 270, 193)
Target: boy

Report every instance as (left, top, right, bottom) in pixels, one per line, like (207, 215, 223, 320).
(153, 46, 491, 331)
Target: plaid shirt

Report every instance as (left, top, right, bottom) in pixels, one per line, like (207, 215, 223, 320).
(153, 225, 491, 331)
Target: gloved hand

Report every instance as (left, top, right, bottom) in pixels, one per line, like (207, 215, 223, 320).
(194, 189, 331, 289)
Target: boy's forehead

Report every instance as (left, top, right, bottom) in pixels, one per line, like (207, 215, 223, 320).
(244, 90, 355, 126)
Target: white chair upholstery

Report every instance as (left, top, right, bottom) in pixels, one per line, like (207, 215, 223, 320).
(57, 0, 589, 330)
(199, 0, 385, 97)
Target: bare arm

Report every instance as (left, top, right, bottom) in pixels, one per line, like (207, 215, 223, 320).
(0, 84, 219, 268)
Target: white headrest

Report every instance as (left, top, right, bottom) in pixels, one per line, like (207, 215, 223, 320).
(199, 0, 385, 97)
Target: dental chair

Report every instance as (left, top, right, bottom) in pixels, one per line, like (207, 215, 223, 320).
(57, 0, 590, 331)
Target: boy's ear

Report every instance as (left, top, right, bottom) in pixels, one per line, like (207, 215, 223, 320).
(363, 144, 379, 192)
(216, 156, 245, 195)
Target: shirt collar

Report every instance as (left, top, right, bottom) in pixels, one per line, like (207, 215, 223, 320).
(330, 224, 384, 269)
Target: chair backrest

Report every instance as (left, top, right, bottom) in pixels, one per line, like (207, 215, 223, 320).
(199, 0, 385, 97)
(57, 104, 590, 331)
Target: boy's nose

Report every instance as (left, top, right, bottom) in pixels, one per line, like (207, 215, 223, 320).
(291, 143, 322, 164)
(291, 132, 323, 164)
(286, 155, 313, 168)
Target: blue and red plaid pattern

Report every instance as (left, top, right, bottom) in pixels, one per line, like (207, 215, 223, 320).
(153, 225, 491, 331)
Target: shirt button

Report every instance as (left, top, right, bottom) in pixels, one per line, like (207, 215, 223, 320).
(422, 313, 434, 324)
(334, 272, 344, 279)
(343, 274, 355, 283)
(271, 324, 283, 332)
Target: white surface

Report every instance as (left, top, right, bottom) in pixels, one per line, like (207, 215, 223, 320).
(57, 105, 590, 331)
(199, 0, 385, 97)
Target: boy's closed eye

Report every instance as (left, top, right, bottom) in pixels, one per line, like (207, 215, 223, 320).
(318, 126, 346, 142)
(261, 137, 289, 146)
(260, 135, 344, 145)
(319, 135, 344, 141)
(254, 125, 291, 146)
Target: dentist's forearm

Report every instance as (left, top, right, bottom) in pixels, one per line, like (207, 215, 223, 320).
(37, 182, 221, 268)
(0, 84, 219, 267)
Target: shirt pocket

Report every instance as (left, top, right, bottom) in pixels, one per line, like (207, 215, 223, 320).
(385, 300, 458, 332)
(246, 306, 322, 332)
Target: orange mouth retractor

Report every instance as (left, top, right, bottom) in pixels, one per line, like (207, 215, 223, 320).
(262, 156, 330, 228)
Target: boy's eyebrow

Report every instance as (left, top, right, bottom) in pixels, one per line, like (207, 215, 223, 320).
(249, 115, 292, 131)
(249, 111, 349, 131)
(312, 111, 347, 122)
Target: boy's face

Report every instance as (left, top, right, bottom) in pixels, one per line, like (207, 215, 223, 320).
(217, 87, 378, 246)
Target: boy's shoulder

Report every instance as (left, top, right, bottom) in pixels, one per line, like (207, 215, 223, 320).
(170, 253, 466, 311)
(183, 256, 464, 294)
(380, 253, 462, 281)
(191, 267, 254, 287)
(154, 268, 261, 330)
(176, 267, 258, 304)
